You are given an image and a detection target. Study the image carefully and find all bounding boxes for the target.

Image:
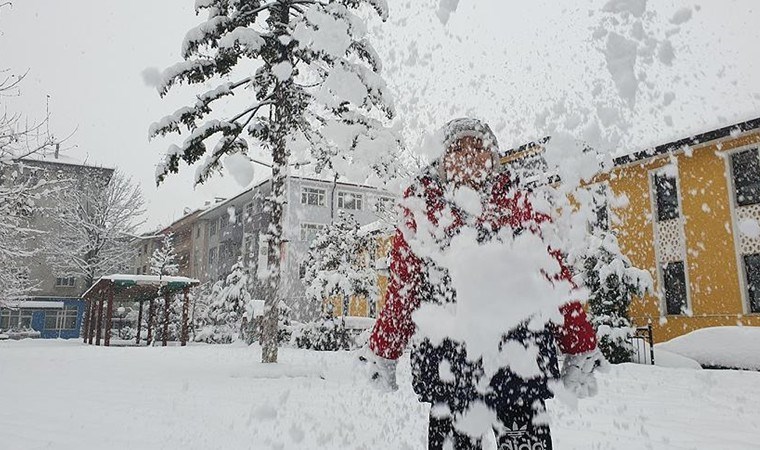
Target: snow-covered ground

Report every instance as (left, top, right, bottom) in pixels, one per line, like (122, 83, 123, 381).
(1, 340, 759, 450)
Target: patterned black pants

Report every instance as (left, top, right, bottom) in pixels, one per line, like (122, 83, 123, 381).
(427, 404, 553, 450)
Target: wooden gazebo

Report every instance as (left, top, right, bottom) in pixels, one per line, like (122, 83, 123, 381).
(81, 274, 199, 347)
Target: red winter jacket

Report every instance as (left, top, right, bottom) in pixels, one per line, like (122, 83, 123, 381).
(369, 172, 597, 361)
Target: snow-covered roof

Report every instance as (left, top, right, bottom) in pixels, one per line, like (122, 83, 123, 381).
(614, 116, 760, 167)
(342, 316, 376, 330)
(82, 274, 200, 300)
(100, 274, 199, 284)
(2, 300, 64, 309)
(20, 153, 113, 171)
(358, 220, 393, 236)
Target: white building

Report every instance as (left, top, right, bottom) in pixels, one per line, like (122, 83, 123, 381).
(196, 175, 395, 320)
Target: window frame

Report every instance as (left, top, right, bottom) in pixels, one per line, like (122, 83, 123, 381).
(55, 276, 76, 287)
(373, 196, 396, 214)
(730, 147, 760, 207)
(337, 191, 363, 211)
(743, 254, 760, 314)
(257, 233, 270, 277)
(661, 261, 688, 316)
(0, 309, 33, 330)
(723, 144, 760, 315)
(301, 187, 326, 207)
(300, 223, 325, 242)
(208, 247, 217, 267)
(652, 171, 680, 222)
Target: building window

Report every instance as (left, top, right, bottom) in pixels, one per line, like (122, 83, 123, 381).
(195, 226, 201, 238)
(219, 216, 227, 231)
(208, 247, 217, 267)
(299, 261, 308, 279)
(209, 220, 218, 237)
(301, 187, 326, 206)
(653, 172, 680, 222)
(373, 196, 395, 214)
(337, 191, 363, 210)
(243, 235, 254, 262)
(257, 234, 269, 276)
(300, 223, 325, 243)
(743, 254, 760, 313)
(55, 276, 76, 287)
(731, 148, 760, 207)
(245, 202, 253, 221)
(0, 309, 33, 330)
(662, 261, 687, 315)
(143, 243, 148, 255)
(44, 306, 78, 330)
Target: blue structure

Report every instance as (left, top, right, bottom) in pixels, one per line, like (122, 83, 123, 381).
(0, 298, 85, 339)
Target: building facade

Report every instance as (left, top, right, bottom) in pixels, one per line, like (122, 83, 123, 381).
(605, 117, 760, 342)
(0, 154, 113, 338)
(189, 176, 394, 320)
(499, 118, 760, 343)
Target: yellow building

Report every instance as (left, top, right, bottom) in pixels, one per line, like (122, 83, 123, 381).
(597, 117, 760, 342)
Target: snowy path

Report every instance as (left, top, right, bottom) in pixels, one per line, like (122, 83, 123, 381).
(0, 340, 758, 450)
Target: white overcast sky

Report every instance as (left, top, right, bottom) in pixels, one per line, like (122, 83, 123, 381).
(1, 0, 758, 230)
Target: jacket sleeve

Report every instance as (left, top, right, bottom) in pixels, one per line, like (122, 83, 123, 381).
(369, 227, 422, 360)
(549, 248, 598, 355)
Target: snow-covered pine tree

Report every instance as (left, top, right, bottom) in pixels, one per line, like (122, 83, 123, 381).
(580, 190, 653, 364)
(302, 211, 378, 317)
(151, 0, 396, 363)
(149, 233, 182, 343)
(197, 257, 251, 343)
(150, 233, 180, 277)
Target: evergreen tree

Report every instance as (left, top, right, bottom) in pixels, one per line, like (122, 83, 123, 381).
(579, 191, 653, 364)
(150, 233, 180, 277)
(151, 0, 396, 362)
(303, 211, 378, 316)
(197, 258, 252, 343)
(149, 233, 181, 343)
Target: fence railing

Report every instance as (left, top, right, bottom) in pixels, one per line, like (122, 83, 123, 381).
(630, 324, 655, 365)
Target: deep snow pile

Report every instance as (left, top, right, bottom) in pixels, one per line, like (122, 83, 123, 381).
(1, 340, 760, 449)
(656, 326, 760, 370)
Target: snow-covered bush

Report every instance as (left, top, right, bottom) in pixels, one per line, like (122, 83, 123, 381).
(302, 211, 378, 316)
(290, 316, 353, 351)
(580, 231, 652, 364)
(152, 296, 184, 343)
(195, 259, 251, 344)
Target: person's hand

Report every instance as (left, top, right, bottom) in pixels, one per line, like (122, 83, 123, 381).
(561, 348, 610, 398)
(358, 348, 398, 392)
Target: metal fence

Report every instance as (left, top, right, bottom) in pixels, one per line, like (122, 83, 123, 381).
(630, 324, 655, 365)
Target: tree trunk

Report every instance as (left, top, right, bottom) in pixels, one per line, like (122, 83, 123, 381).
(261, 139, 286, 364)
(260, 1, 292, 364)
(146, 300, 154, 345)
(162, 291, 170, 347)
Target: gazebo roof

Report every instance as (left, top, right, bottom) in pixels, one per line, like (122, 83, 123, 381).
(82, 274, 200, 302)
